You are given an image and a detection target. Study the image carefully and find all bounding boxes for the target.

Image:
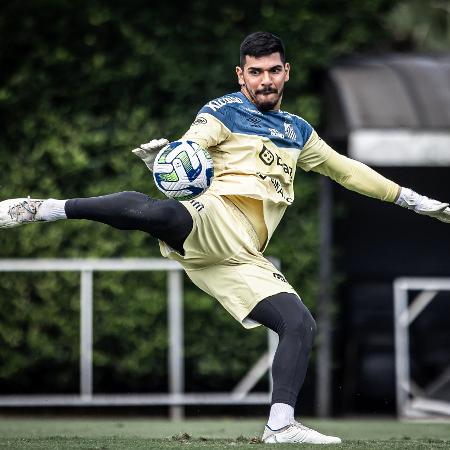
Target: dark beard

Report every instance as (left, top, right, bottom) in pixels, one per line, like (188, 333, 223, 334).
(246, 85, 283, 112)
(256, 98, 279, 112)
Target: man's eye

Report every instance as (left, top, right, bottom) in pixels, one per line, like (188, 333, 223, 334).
(249, 70, 260, 75)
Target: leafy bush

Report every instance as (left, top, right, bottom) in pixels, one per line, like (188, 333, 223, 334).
(0, 0, 394, 394)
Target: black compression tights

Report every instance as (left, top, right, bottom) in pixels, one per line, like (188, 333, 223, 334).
(248, 292, 316, 407)
(66, 192, 315, 408)
(65, 191, 193, 254)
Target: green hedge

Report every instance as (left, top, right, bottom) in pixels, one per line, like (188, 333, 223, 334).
(0, 0, 395, 394)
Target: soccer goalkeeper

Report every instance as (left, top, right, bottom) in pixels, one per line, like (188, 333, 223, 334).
(1, 32, 449, 444)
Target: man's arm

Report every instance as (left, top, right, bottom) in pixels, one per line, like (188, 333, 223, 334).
(132, 113, 229, 171)
(298, 131, 450, 223)
(311, 148, 400, 202)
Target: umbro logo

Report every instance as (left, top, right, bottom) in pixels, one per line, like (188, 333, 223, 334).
(247, 116, 262, 127)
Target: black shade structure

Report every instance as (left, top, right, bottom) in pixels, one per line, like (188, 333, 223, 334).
(317, 54, 450, 417)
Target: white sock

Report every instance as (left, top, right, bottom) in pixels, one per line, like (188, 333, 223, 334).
(37, 199, 67, 221)
(267, 403, 294, 430)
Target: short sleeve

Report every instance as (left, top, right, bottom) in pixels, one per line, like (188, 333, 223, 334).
(182, 113, 231, 149)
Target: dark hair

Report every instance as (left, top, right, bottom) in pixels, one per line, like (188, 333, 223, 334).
(239, 31, 286, 67)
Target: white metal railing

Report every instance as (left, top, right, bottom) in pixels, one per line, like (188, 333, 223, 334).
(0, 258, 277, 418)
(393, 277, 450, 418)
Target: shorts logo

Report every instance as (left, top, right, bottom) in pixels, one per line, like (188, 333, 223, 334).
(189, 199, 205, 212)
(273, 272, 288, 283)
(259, 146, 274, 165)
(193, 117, 207, 126)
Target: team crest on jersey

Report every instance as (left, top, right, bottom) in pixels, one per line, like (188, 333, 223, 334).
(284, 122, 297, 140)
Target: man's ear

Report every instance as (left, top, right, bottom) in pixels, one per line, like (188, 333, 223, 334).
(284, 62, 290, 82)
(236, 66, 245, 86)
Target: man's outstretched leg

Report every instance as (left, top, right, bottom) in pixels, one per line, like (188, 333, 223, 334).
(0, 192, 192, 253)
(248, 292, 341, 444)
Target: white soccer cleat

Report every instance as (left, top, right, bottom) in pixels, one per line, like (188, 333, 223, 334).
(262, 420, 342, 444)
(0, 198, 44, 228)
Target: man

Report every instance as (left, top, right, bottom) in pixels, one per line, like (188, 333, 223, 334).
(1, 32, 449, 444)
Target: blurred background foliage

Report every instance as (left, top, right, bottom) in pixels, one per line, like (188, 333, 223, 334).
(0, 0, 438, 395)
(386, 0, 450, 51)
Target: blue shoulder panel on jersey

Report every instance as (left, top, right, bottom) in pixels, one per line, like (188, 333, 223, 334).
(198, 92, 313, 150)
(198, 94, 244, 130)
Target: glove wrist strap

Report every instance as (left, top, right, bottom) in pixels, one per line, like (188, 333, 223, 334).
(395, 187, 423, 210)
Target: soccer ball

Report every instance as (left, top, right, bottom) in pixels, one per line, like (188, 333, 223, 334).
(153, 140, 214, 200)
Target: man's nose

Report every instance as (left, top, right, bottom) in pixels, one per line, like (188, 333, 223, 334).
(261, 71, 272, 85)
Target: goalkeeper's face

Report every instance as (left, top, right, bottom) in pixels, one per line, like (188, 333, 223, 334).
(236, 53, 290, 112)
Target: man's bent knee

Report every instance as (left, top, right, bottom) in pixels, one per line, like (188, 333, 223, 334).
(281, 302, 316, 349)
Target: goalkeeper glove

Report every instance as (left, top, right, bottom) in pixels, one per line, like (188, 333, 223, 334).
(132, 138, 169, 172)
(395, 187, 450, 223)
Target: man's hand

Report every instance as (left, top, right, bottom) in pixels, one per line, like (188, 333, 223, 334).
(132, 138, 169, 172)
(396, 187, 450, 223)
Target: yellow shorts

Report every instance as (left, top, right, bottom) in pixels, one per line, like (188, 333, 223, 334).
(159, 191, 298, 328)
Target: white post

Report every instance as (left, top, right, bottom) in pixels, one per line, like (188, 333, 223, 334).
(317, 177, 333, 417)
(168, 270, 184, 420)
(267, 257, 280, 396)
(80, 270, 94, 400)
(394, 280, 410, 417)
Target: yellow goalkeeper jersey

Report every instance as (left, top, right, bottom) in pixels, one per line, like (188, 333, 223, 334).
(183, 91, 398, 249)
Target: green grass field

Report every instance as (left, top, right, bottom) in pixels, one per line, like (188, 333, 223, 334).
(0, 417, 449, 449)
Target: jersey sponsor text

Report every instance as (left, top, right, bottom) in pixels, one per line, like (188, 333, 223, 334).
(206, 96, 243, 112)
